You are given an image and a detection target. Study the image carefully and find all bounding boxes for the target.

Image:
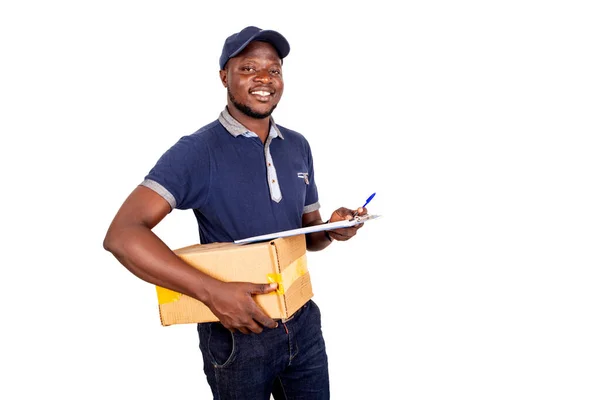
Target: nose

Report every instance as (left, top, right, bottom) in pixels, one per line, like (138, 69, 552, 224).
(253, 69, 271, 83)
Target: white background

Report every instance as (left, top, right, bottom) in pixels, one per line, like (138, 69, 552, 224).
(1, 1, 599, 399)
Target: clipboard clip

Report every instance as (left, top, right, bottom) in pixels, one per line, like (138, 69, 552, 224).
(353, 214, 381, 224)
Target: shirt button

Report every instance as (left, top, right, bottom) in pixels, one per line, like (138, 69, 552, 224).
(272, 179, 276, 183)
(268, 163, 272, 166)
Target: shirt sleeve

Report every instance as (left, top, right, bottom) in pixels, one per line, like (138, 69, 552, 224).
(141, 134, 210, 210)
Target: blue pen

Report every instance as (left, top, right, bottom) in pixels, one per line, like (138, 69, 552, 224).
(353, 192, 376, 217)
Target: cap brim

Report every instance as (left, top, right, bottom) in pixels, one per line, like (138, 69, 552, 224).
(229, 30, 290, 61)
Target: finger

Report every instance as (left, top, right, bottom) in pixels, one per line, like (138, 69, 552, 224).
(238, 327, 251, 334)
(245, 290, 278, 329)
(250, 282, 279, 295)
(352, 207, 368, 218)
(254, 313, 278, 329)
(245, 319, 265, 334)
(343, 226, 362, 238)
(333, 207, 354, 221)
(328, 231, 351, 241)
(330, 227, 356, 238)
(246, 300, 278, 329)
(219, 320, 234, 332)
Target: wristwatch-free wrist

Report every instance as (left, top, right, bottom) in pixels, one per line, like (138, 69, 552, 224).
(324, 220, 333, 242)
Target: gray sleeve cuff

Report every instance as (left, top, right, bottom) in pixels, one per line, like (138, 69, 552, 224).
(140, 179, 176, 209)
(303, 201, 320, 214)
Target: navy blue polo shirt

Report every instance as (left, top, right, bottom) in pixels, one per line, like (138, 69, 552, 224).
(141, 108, 320, 244)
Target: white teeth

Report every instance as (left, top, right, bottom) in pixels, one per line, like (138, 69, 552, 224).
(252, 91, 271, 96)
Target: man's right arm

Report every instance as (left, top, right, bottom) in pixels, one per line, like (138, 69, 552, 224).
(103, 185, 218, 300)
(103, 185, 278, 334)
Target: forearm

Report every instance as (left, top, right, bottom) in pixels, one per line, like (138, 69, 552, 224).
(104, 225, 219, 303)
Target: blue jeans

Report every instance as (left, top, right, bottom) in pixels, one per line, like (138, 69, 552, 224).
(197, 300, 330, 399)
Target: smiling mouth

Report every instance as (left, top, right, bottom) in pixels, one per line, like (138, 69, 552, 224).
(250, 90, 274, 103)
(251, 90, 272, 97)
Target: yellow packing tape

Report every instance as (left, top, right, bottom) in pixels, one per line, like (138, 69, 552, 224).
(267, 254, 308, 294)
(156, 286, 181, 305)
(266, 273, 284, 294)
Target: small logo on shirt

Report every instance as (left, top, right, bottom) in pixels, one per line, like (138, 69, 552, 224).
(297, 172, 309, 184)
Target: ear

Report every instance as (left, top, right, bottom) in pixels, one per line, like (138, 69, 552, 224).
(219, 69, 227, 88)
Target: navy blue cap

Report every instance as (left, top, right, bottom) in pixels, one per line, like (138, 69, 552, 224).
(219, 26, 290, 70)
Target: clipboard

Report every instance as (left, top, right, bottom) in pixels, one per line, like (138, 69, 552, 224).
(233, 214, 382, 245)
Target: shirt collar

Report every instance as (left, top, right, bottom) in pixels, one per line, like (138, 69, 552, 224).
(218, 107, 284, 139)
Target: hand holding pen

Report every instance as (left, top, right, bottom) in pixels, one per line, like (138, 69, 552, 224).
(324, 192, 376, 242)
(352, 192, 376, 218)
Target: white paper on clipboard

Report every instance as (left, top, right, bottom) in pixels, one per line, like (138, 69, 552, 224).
(233, 214, 382, 245)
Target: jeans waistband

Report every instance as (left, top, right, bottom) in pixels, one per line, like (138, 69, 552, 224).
(276, 301, 310, 323)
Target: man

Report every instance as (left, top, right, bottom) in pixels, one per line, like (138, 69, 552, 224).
(103, 26, 367, 399)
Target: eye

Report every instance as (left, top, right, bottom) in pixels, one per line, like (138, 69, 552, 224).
(241, 66, 256, 72)
(270, 69, 282, 76)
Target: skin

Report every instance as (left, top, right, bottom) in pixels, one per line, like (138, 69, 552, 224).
(103, 40, 366, 334)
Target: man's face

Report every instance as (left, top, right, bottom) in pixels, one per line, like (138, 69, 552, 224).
(220, 41, 284, 119)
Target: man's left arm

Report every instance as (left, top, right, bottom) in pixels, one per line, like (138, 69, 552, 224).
(303, 207, 367, 251)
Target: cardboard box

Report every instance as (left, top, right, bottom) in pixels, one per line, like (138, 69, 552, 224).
(156, 234, 313, 326)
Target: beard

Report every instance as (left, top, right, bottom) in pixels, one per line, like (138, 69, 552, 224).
(228, 87, 277, 119)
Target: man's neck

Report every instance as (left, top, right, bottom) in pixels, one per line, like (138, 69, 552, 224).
(226, 105, 270, 143)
